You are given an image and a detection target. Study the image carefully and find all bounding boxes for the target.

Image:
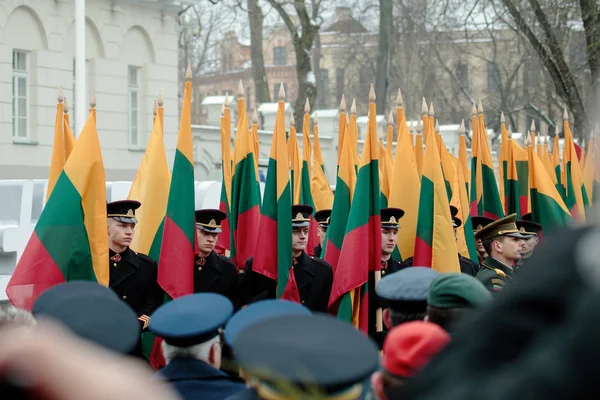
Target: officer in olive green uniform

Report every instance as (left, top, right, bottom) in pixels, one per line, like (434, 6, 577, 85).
(475, 214, 525, 294)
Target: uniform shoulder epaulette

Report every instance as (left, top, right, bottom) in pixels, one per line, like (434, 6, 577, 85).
(311, 257, 333, 269)
(218, 254, 236, 267)
(135, 252, 157, 265)
(494, 268, 507, 278)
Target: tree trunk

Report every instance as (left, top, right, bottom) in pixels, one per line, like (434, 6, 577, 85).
(293, 36, 317, 124)
(313, 32, 323, 108)
(265, 0, 318, 124)
(248, 0, 270, 104)
(375, 0, 393, 112)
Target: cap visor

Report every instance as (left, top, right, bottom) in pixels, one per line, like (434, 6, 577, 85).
(111, 216, 137, 224)
(292, 222, 311, 228)
(197, 225, 222, 234)
(381, 224, 400, 229)
(504, 232, 526, 238)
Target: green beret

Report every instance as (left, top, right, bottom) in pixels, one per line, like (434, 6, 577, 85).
(428, 273, 491, 309)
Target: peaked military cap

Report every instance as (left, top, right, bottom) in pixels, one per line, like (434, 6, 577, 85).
(292, 204, 313, 228)
(32, 281, 119, 316)
(149, 293, 233, 347)
(450, 206, 462, 229)
(471, 215, 496, 232)
(474, 213, 525, 241)
(233, 314, 379, 397)
(428, 273, 492, 309)
(224, 300, 310, 346)
(195, 209, 227, 233)
(517, 213, 543, 237)
(376, 267, 440, 313)
(107, 200, 141, 224)
(314, 209, 332, 228)
(34, 282, 139, 354)
(381, 207, 405, 229)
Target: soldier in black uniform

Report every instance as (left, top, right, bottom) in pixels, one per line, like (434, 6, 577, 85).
(370, 208, 406, 346)
(379, 208, 406, 276)
(238, 205, 334, 312)
(313, 209, 331, 258)
(450, 206, 480, 276)
(106, 200, 163, 333)
(475, 213, 525, 295)
(194, 209, 240, 309)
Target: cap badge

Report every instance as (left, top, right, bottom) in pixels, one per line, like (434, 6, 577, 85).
(519, 227, 526, 233)
(477, 224, 483, 230)
(296, 212, 304, 219)
(127, 209, 134, 216)
(390, 216, 397, 223)
(209, 219, 216, 227)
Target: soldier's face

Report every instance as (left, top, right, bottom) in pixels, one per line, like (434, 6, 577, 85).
(292, 227, 309, 253)
(381, 228, 398, 255)
(197, 228, 218, 256)
(107, 219, 135, 249)
(317, 226, 327, 246)
(495, 236, 525, 261)
(476, 239, 486, 255)
(521, 236, 539, 258)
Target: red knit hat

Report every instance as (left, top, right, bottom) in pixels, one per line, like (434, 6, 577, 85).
(382, 321, 451, 378)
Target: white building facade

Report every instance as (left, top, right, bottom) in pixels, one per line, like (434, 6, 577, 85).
(0, 0, 181, 180)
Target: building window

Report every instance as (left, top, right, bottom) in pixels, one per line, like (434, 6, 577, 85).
(273, 46, 287, 65)
(318, 69, 329, 109)
(487, 62, 501, 90)
(336, 68, 345, 101)
(12, 50, 28, 140)
(454, 63, 469, 89)
(128, 66, 141, 147)
(273, 82, 288, 100)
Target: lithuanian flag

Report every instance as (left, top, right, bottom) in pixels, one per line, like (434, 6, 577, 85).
(157, 68, 196, 299)
(288, 113, 301, 204)
(128, 100, 170, 261)
(251, 108, 260, 174)
(300, 100, 319, 256)
(329, 85, 380, 332)
(310, 114, 334, 210)
(498, 113, 508, 213)
(477, 102, 504, 219)
(582, 138, 599, 209)
(505, 137, 521, 218)
(7, 110, 108, 309)
(252, 85, 297, 300)
(453, 122, 478, 261)
(62, 98, 76, 158)
(348, 99, 361, 168)
(217, 97, 233, 255)
(413, 107, 460, 273)
(47, 92, 67, 200)
(389, 93, 420, 260)
(562, 111, 588, 221)
(229, 88, 261, 269)
(553, 134, 566, 199)
(528, 144, 571, 231)
(379, 115, 394, 208)
(323, 106, 356, 272)
(450, 154, 477, 261)
(469, 104, 483, 216)
(415, 126, 424, 177)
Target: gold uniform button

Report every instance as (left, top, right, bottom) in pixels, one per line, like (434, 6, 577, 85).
(122, 296, 127, 300)
(113, 263, 117, 267)
(382, 270, 386, 275)
(301, 301, 305, 304)
(198, 267, 202, 271)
